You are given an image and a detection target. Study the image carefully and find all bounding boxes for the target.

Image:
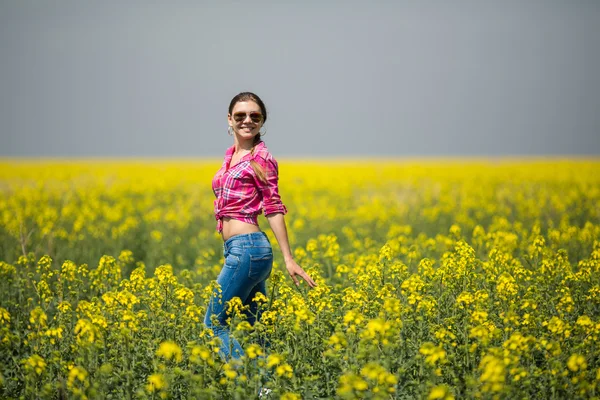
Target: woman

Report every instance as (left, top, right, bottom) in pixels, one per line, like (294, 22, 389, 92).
(204, 92, 317, 361)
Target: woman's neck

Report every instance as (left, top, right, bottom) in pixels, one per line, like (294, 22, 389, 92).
(234, 138, 257, 153)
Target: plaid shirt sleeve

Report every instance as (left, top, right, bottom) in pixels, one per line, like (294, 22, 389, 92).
(254, 155, 288, 216)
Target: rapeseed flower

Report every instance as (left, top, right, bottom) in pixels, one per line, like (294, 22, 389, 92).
(267, 353, 282, 368)
(156, 341, 183, 363)
(190, 345, 214, 366)
(43, 327, 63, 345)
(67, 366, 89, 389)
(74, 319, 99, 344)
(338, 373, 369, 397)
(0, 307, 10, 325)
(245, 344, 263, 359)
(419, 342, 446, 366)
(567, 354, 587, 372)
(23, 354, 46, 376)
(276, 363, 293, 378)
(146, 373, 167, 392)
(2, 159, 599, 398)
(29, 307, 47, 328)
(428, 385, 454, 400)
(496, 273, 518, 300)
(223, 362, 237, 379)
(280, 393, 301, 400)
(479, 354, 505, 393)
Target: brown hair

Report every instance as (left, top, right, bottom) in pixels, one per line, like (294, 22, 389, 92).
(229, 92, 268, 183)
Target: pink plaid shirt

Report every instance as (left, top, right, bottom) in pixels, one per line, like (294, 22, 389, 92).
(212, 141, 288, 233)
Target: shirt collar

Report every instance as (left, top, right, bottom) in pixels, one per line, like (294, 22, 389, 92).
(224, 140, 266, 165)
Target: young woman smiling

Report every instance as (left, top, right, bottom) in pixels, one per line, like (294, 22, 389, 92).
(204, 92, 317, 362)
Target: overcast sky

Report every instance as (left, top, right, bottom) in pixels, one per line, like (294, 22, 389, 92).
(1, 1, 599, 157)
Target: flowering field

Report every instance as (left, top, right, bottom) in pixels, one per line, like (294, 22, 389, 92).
(1, 159, 599, 399)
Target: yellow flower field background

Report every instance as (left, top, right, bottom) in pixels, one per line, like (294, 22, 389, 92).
(1, 159, 599, 399)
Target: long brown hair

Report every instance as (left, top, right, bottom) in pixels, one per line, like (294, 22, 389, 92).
(229, 92, 268, 183)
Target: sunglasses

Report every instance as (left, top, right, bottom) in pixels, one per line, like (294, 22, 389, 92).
(232, 112, 263, 123)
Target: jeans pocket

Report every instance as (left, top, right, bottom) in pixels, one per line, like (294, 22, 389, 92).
(224, 253, 240, 270)
(248, 252, 273, 281)
(228, 245, 243, 257)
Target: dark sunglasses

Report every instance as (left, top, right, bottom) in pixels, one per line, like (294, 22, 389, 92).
(232, 112, 263, 123)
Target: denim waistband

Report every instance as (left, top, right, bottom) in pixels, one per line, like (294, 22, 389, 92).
(223, 231, 270, 252)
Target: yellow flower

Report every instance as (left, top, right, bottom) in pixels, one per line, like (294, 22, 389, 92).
(29, 307, 48, 328)
(23, 354, 46, 376)
(151, 230, 163, 242)
(156, 340, 183, 363)
(252, 291, 268, 304)
(434, 327, 457, 346)
(0, 261, 16, 278)
(361, 319, 391, 341)
(496, 273, 518, 300)
(226, 296, 248, 318)
(190, 346, 214, 366)
(57, 301, 72, 314)
(267, 353, 282, 368)
(576, 315, 593, 328)
(60, 260, 77, 282)
(67, 366, 89, 389)
(567, 354, 587, 372)
(544, 316, 571, 338)
(154, 264, 177, 286)
(276, 363, 293, 378)
(118, 249, 135, 264)
(236, 321, 253, 332)
(428, 385, 454, 400)
(343, 310, 359, 325)
(89, 255, 121, 293)
(470, 310, 488, 324)
(223, 362, 237, 379)
(43, 327, 64, 345)
(74, 319, 99, 344)
(246, 344, 264, 359)
(353, 379, 368, 391)
(419, 342, 446, 366)
(359, 362, 397, 392)
(281, 393, 301, 400)
(449, 224, 462, 239)
(378, 243, 393, 262)
(469, 322, 497, 346)
(175, 287, 194, 306)
(479, 354, 505, 393)
(146, 373, 167, 392)
(328, 332, 348, 350)
(0, 307, 10, 325)
(456, 292, 475, 309)
(401, 274, 425, 297)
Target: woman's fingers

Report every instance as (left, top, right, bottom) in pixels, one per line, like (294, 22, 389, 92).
(302, 271, 317, 287)
(294, 270, 317, 288)
(290, 274, 299, 286)
(286, 263, 317, 288)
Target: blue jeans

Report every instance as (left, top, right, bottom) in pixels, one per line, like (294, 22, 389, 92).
(204, 231, 273, 361)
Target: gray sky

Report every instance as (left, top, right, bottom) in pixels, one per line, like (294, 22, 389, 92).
(1, 0, 599, 157)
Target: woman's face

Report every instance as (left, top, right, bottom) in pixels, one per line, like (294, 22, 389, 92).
(228, 101, 264, 141)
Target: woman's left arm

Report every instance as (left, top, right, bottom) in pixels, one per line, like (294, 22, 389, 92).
(266, 213, 317, 288)
(256, 154, 316, 288)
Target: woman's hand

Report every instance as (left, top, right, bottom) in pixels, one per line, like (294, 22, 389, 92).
(265, 213, 317, 288)
(285, 259, 317, 288)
